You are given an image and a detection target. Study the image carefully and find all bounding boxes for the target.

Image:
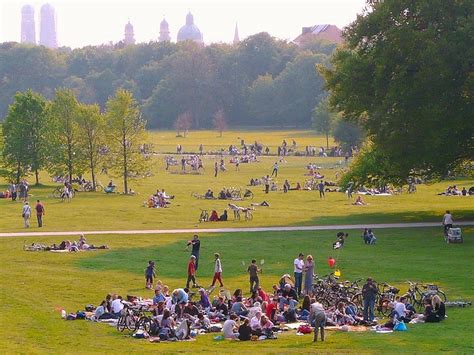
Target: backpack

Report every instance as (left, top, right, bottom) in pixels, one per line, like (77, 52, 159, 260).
(297, 324, 313, 334)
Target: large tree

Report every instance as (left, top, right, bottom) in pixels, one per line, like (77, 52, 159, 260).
(2, 90, 48, 184)
(321, 0, 474, 180)
(106, 89, 149, 194)
(312, 98, 335, 148)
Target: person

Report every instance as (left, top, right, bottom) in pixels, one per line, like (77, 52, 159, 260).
(250, 311, 263, 335)
(223, 314, 240, 339)
(219, 210, 228, 221)
(294, 253, 305, 296)
(393, 296, 412, 322)
(271, 162, 279, 177)
(442, 210, 454, 235)
(204, 189, 214, 199)
(303, 255, 315, 295)
(279, 283, 298, 312)
(187, 235, 201, 270)
(317, 180, 325, 199)
(22, 201, 32, 228)
(347, 181, 354, 199)
(186, 255, 199, 288)
(432, 295, 446, 321)
(209, 210, 219, 221)
(230, 297, 248, 317)
(248, 259, 261, 293)
(354, 196, 366, 205)
(309, 300, 326, 342)
(145, 261, 156, 289)
(362, 277, 377, 323)
(461, 187, 467, 196)
(199, 144, 203, 155)
(362, 228, 371, 244)
(111, 295, 124, 317)
(211, 253, 224, 287)
(367, 229, 376, 245)
(35, 200, 45, 227)
(214, 161, 218, 177)
(153, 287, 166, 305)
(238, 318, 252, 341)
(264, 175, 270, 194)
(423, 299, 439, 323)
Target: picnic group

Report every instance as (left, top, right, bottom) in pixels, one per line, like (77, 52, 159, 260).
(70, 234, 446, 344)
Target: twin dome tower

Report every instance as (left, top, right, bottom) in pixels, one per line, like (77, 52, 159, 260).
(21, 3, 57, 48)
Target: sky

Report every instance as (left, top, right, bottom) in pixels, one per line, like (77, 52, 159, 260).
(0, 0, 367, 48)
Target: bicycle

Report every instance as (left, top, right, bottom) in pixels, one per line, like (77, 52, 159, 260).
(116, 302, 137, 332)
(403, 281, 446, 312)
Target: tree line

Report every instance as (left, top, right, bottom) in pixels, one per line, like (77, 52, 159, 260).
(0, 33, 337, 129)
(1, 88, 149, 193)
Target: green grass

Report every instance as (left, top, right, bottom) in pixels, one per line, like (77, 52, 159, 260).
(0, 130, 472, 233)
(1, 228, 473, 353)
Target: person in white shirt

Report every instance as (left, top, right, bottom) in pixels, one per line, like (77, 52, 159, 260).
(247, 301, 262, 319)
(250, 311, 263, 334)
(222, 314, 239, 339)
(21, 202, 32, 228)
(442, 210, 454, 235)
(211, 253, 224, 287)
(294, 253, 305, 296)
(111, 296, 124, 317)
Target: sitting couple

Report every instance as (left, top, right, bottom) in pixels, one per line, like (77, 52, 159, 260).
(209, 210, 228, 222)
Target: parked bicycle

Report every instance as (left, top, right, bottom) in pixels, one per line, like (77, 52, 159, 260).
(403, 281, 446, 311)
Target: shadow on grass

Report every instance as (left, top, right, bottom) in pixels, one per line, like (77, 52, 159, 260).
(297, 210, 474, 226)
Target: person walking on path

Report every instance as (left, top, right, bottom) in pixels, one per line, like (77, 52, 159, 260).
(35, 200, 45, 227)
(303, 255, 315, 295)
(318, 180, 325, 199)
(309, 300, 326, 342)
(294, 253, 305, 296)
(362, 277, 377, 323)
(145, 260, 156, 289)
(247, 259, 261, 293)
(187, 234, 201, 270)
(211, 253, 224, 287)
(186, 255, 199, 288)
(442, 210, 454, 235)
(21, 201, 32, 228)
(271, 162, 279, 177)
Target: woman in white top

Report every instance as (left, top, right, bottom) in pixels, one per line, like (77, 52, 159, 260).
(22, 202, 32, 228)
(211, 253, 224, 287)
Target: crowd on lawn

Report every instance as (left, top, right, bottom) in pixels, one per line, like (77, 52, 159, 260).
(75, 234, 446, 343)
(25, 235, 109, 252)
(146, 189, 174, 208)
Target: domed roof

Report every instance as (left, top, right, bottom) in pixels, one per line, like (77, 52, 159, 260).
(160, 18, 169, 29)
(21, 4, 34, 14)
(125, 21, 134, 32)
(41, 3, 54, 12)
(177, 12, 203, 43)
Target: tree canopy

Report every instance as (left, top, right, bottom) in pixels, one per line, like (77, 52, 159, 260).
(321, 0, 474, 180)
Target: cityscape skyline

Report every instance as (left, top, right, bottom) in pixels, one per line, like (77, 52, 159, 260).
(0, 0, 366, 48)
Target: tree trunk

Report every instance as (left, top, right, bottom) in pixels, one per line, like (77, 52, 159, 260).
(123, 135, 128, 194)
(90, 153, 96, 190)
(35, 169, 39, 185)
(16, 161, 21, 184)
(326, 131, 329, 148)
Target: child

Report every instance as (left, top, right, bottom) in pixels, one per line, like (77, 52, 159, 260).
(145, 261, 156, 289)
(186, 255, 199, 288)
(211, 253, 224, 287)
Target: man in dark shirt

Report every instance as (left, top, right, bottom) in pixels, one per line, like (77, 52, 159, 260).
(183, 302, 200, 320)
(362, 277, 378, 322)
(215, 297, 228, 316)
(187, 235, 201, 270)
(35, 200, 45, 227)
(318, 180, 325, 199)
(247, 259, 261, 293)
(279, 283, 298, 311)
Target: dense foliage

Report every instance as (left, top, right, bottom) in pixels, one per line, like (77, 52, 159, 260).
(0, 34, 337, 129)
(321, 0, 474, 181)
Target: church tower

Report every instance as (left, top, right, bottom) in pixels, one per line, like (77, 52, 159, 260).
(21, 5, 36, 44)
(39, 3, 58, 48)
(159, 18, 171, 42)
(124, 21, 136, 45)
(233, 23, 240, 45)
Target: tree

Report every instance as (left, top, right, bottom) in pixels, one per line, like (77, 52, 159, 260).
(106, 89, 149, 194)
(332, 119, 364, 152)
(47, 89, 84, 183)
(2, 90, 48, 184)
(174, 111, 192, 137)
(312, 98, 335, 148)
(321, 0, 474, 180)
(76, 103, 105, 190)
(213, 109, 228, 137)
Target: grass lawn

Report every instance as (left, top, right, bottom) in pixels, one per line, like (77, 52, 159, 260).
(1, 227, 473, 353)
(0, 130, 472, 233)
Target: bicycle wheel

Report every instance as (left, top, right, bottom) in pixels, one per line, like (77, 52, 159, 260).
(351, 293, 363, 308)
(136, 316, 152, 332)
(117, 316, 126, 332)
(52, 188, 62, 198)
(125, 314, 136, 331)
(377, 297, 392, 317)
(95, 184, 103, 192)
(435, 290, 447, 302)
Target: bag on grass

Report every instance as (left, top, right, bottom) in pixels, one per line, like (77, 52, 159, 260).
(297, 324, 313, 334)
(394, 321, 407, 331)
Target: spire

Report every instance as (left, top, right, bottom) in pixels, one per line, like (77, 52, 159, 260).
(159, 17, 171, 42)
(233, 23, 240, 45)
(124, 20, 135, 45)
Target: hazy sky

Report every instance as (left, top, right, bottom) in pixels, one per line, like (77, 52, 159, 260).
(1, 0, 367, 48)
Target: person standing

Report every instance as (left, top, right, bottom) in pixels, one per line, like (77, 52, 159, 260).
(309, 300, 326, 342)
(211, 253, 224, 287)
(264, 175, 270, 194)
(35, 200, 45, 227)
(362, 277, 378, 323)
(22, 201, 32, 228)
(294, 253, 305, 296)
(145, 260, 156, 289)
(187, 234, 201, 270)
(442, 210, 454, 235)
(271, 162, 279, 177)
(303, 255, 315, 295)
(317, 180, 325, 199)
(186, 255, 199, 288)
(347, 181, 354, 199)
(247, 259, 261, 293)
(214, 161, 218, 177)
(9, 183, 17, 201)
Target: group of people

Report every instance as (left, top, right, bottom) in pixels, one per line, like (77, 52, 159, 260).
(146, 189, 174, 208)
(8, 180, 29, 201)
(438, 185, 472, 196)
(21, 199, 45, 228)
(25, 235, 109, 252)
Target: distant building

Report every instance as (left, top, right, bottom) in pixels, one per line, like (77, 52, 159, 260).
(177, 12, 203, 44)
(159, 18, 171, 42)
(233, 23, 240, 45)
(124, 21, 136, 45)
(293, 24, 343, 45)
(39, 3, 57, 48)
(21, 5, 36, 44)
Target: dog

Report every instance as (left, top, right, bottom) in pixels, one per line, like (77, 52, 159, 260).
(228, 203, 254, 221)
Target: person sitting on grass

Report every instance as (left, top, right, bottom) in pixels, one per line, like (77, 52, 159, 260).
(223, 314, 240, 339)
(209, 210, 219, 221)
(219, 210, 228, 221)
(250, 311, 263, 335)
(238, 318, 252, 341)
(353, 195, 366, 205)
(204, 189, 214, 199)
(367, 229, 376, 245)
(432, 295, 446, 321)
